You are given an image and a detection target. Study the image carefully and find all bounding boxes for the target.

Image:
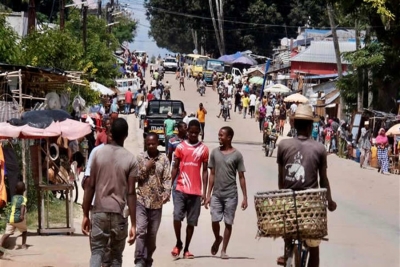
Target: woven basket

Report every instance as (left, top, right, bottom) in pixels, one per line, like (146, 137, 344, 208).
(254, 189, 328, 239)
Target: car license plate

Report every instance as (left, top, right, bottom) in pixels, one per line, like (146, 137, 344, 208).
(159, 134, 165, 139)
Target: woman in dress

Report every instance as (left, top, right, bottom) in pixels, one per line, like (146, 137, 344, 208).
(376, 128, 390, 175)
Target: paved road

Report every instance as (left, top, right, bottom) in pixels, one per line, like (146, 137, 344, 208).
(2, 71, 399, 267)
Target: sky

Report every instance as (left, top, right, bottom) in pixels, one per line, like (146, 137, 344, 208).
(118, 0, 172, 58)
(75, 0, 171, 57)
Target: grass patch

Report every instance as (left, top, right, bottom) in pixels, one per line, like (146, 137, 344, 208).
(0, 199, 81, 232)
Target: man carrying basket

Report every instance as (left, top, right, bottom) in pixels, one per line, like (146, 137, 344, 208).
(276, 104, 337, 267)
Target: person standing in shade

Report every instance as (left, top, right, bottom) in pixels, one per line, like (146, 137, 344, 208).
(164, 112, 176, 152)
(82, 118, 139, 267)
(204, 127, 248, 260)
(135, 133, 171, 267)
(170, 120, 209, 259)
(359, 121, 371, 169)
(168, 122, 188, 200)
(196, 103, 207, 141)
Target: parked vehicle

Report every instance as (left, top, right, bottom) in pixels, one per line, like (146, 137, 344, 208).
(203, 59, 225, 84)
(190, 56, 209, 77)
(143, 100, 185, 150)
(162, 57, 178, 72)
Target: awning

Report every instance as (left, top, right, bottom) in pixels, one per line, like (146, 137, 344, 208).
(324, 92, 340, 104)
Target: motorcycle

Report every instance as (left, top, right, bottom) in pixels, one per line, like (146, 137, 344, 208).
(164, 89, 171, 100)
(222, 106, 229, 121)
(199, 85, 205, 96)
(263, 118, 278, 157)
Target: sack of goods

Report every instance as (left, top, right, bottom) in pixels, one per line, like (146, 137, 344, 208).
(254, 188, 328, 239)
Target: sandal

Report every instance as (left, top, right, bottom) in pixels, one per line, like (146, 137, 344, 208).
(276, 255, 286, 266)
(211, 236, 223, 255)
(171, 246, 182, 258)
(221, 251, 229, 260)
(183, 251, 195, 259)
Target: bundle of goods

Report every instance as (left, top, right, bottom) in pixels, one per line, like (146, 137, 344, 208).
(254, 188, 328, 239)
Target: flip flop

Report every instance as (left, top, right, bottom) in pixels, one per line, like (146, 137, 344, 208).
(211, 236, 223, 256)
(183, 251, 195, 259)
(171, 246, 182, 258)
(221, 251, 229, 260)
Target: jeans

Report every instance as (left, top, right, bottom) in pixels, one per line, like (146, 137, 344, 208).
(243, 107, 248, 118)
(124, 103, 131, 114)
(331, 136, 337, 151)
(90, 212, 128, 267)
(135, 202, 162, 267)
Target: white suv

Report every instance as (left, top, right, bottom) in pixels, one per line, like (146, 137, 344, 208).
(163, 57, 178, 72)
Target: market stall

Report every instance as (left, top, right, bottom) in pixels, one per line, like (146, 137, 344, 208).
(0, 110, 91, 234)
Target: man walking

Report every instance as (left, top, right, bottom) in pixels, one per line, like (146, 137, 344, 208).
(135, 133, 171, 267)
(249, 91, 257, 118)
(125, 88, 133, 114)
(164, 112, 176, 152)
(168, 122, 187, 199)
(359, 121, 371, 168)
(170, 120, 209, 259)
(82, 118, 139, 267)
(276, 104, 337, 267)
(205, 126, 248, 259)
(196, 103, 207, 141)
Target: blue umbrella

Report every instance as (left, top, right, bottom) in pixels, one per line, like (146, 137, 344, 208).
(232, 56, 257, 65)
(218, 55, 235, 62)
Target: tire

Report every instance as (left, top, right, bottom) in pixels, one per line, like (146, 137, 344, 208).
(265, 145, 269, 157)
(269, 142, 274, 157)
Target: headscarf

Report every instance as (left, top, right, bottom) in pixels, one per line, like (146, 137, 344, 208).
(375, 128, 388, 145)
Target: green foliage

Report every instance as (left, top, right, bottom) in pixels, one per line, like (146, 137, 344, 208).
(145, 0, 329, 56)
(112, 16, 137, 44)
(19, 27, 83, 70)
(0, 15, 21, 64)
(342, 42, 385, 69)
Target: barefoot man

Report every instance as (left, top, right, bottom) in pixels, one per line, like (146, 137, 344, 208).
(205, 126, 248, 259)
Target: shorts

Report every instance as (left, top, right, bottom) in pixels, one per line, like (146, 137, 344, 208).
(210, 195, 238, 225)
(5, 220, 27, 235)
(173, 190, 201, 226)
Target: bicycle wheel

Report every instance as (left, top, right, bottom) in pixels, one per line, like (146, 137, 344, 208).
(73, 180, 79, 203)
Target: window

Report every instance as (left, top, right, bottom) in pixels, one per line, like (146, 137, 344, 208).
(195, 58, 207, 67)
(165, 58, 176, 63)
(148, 102, 183, 115)
(206, 60, 224, 72)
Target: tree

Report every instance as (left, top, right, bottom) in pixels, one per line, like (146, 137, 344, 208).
(112, 15, 138, 44)
(0, 15, 21, 64)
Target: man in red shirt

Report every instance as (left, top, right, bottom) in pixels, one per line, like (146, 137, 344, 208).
(124, 88, 133, 114)
(95, 119, 111, 146)
(170, 119, 209, 259)
(147, 89, 155, 102)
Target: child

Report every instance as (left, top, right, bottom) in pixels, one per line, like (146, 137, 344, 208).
(0, 181, 27, 256)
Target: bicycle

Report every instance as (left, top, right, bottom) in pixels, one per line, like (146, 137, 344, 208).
(280, 237, 328, 267)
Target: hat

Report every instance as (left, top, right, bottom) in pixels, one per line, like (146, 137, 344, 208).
(364, 121, 369, 125)
(294, 104, 314, 121)
(167, 111, 172, 117)
(275, 104, 280, 108)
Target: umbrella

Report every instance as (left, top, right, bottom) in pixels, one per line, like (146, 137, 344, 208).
(218, 55, 235, 63)
(386, 123, 400, 136)
(90, 82, 115, 96)
(0, 119, 91, 140)
(232, 56, 257, 65)
(249, 76, 264, 85)
(284, 93, 309, 103)
(264, 84, 291, 94)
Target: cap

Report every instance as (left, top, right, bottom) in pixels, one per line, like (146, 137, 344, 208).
(294, 104, 314, 121)
(364, 121, 369, 125)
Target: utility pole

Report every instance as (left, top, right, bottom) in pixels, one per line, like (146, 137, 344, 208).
(327, 3, 344, 119)
(60, 0, 65, 30)
(27, 0, 36, 34)
(97, 0, 102, 18)
(82, 4, 88, 54)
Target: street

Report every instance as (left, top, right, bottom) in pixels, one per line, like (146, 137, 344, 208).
(1, 71, 399, 267)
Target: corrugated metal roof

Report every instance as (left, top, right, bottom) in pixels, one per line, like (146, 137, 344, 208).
(324, 92, 340, 104)
(290, 41, 356, 64)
